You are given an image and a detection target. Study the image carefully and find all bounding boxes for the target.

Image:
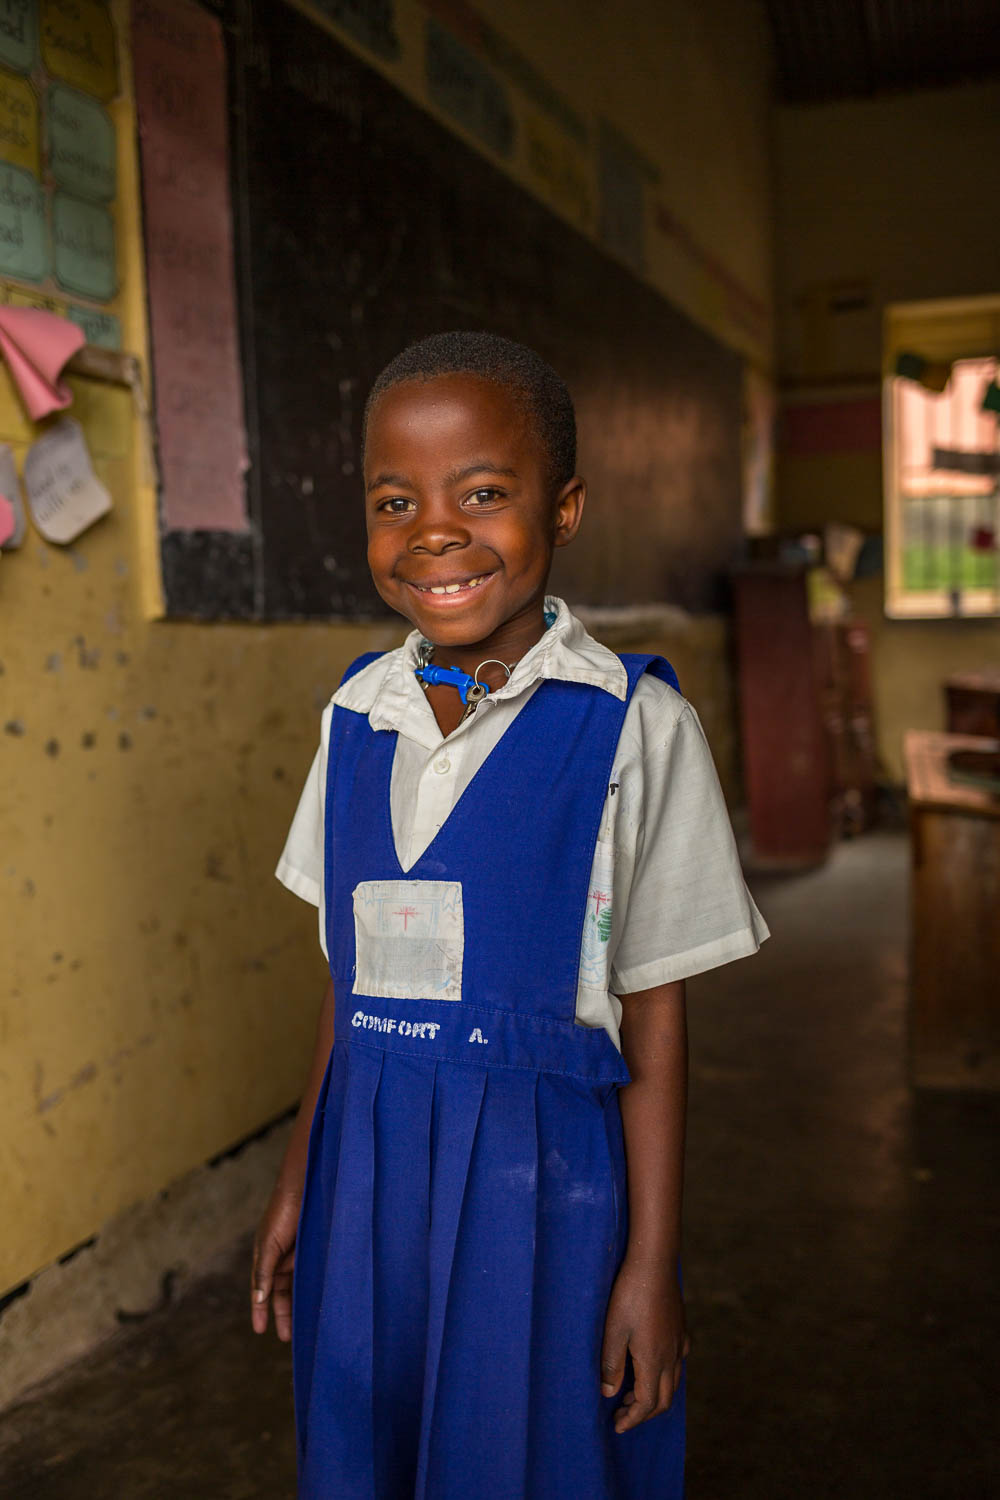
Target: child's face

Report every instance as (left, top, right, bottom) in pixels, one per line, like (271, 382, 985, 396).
(364, 373, 583, 649)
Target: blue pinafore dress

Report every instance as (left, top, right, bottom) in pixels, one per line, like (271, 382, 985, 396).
(293, 653, 685, 1499)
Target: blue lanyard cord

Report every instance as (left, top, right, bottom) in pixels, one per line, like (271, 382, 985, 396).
(414, 610, 556, 704)
(414, 663, 486, 705)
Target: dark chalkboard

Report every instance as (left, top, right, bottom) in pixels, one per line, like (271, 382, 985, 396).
(164, 0, 742, 618)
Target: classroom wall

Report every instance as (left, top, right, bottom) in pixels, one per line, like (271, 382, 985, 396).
(774, 81, 1000, 779)
(1, 0, 775, 1299)
(443, 0, 776, 361)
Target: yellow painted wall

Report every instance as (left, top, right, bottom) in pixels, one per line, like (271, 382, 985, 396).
(776, 81, 1000, 387)
(774, 82, 1000, 772)
(1, 0, 774, 1295)
(848, 577, 1000, 782)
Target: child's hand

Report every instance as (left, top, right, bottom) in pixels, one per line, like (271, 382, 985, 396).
(600, 1256, 689, 1434)
(250, 1185, 301, 1341)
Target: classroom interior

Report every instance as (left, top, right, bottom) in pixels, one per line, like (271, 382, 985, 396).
(0, 0, 998, 1495)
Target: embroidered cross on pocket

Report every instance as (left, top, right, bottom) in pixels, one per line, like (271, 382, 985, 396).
(352, 879, 464, 1002)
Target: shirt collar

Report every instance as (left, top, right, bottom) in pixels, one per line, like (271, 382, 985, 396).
(333, 595, 628, 737)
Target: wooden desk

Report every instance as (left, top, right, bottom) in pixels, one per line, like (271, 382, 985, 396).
(904, 731, 1000, 1089)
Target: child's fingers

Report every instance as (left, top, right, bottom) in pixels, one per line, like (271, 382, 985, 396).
(600, 1327, 628, 1397)
(250, 1231, 284, 1332)
(614, 1356, 685, 1433)
(250, 1260, 271, 1334)
(271, 1267, 294, 1343)
(614, 1364, 658, 1431)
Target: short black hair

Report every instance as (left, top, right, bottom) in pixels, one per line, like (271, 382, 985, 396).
(364, 330, 576, 490)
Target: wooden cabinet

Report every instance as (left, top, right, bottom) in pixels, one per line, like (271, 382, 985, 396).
(814, 619, 878, 837)
(733, 565, 877, 865)
(904, 731, 1000, 1090)
(945, 670, 1000, 738)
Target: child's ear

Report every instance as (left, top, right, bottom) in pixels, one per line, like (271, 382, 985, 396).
(553, 476, 586, 548)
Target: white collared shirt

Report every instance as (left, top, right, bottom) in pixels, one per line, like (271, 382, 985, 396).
(277, 597, 768, 1048)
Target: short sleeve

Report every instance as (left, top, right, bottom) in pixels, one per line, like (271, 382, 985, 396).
(609, 698, 769, 995)
(275, 705, 332, 958)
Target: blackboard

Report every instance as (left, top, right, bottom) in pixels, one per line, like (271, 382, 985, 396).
(161, 0, 743, 619)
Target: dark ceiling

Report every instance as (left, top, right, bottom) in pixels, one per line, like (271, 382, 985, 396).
(765, 0, 1000, 102)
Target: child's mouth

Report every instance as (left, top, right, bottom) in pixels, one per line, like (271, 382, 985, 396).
(405, 572, 496, 600)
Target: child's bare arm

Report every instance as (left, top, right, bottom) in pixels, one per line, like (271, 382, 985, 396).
(251, 976, 337, 1339)
(601, 978, 689, 1432)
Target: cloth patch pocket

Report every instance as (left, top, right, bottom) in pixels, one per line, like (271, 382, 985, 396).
(352, 880, 464, 1002)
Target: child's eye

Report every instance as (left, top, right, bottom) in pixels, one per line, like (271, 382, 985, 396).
(377, 496, 415, 514)
(465, 488, 504, 507)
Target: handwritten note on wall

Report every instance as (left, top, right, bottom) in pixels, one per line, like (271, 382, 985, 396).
(52, 190, 115, 300)
(0, 162, 46, 281)
(0, 67, 39, 174)
(132, 0, 248, 533)
(23, 416, 111, 543)
(49, 84, 116, 201)
(41, 0, 118, 102)
(0, 3, 37, 73)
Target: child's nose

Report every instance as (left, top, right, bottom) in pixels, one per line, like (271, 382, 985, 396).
(407, 507, 471, 554)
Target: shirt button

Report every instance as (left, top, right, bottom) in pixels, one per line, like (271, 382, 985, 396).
(433, 756, 451, 775)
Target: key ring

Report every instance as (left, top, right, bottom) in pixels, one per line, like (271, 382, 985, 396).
(474, 660, 512, 689)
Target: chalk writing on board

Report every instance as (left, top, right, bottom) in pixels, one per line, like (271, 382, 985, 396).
(0, 1, 37, 74)
(41, 0, 118, 102)
(311, 0, 400, 62)
(425, 19, 514, 160)
(24, 417, 111, 544)
(52, 191, 115, 300)
(0, 163, 46, 281)
(133, 0, 248, 533)
(48, 83, 116, 201)
(0, 64, 38, 173)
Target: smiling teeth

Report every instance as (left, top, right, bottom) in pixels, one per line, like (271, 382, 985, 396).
(422, 575, 488, 594)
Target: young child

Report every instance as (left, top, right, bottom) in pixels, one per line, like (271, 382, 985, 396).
(252, 331, 768, 1499)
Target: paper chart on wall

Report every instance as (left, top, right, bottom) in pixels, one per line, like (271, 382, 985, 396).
(132, 0, 249, 533)
(24, 417, 111, 543)
(0, 0, 121, 344)
(0, 440, 26, 546)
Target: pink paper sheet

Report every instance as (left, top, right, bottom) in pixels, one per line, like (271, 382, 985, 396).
(132, 0, 249, 533)
(0, 307, 86, 421)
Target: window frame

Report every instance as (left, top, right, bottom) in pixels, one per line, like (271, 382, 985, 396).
(884, 296, 1000, 620)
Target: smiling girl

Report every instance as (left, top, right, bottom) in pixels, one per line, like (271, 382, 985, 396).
(252, 332, 767, 1499)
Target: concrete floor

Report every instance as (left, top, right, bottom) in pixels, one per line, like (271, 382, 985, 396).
(1, 830, 997, 1498)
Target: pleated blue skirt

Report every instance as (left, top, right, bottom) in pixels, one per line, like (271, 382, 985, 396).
(292, 1043, 685, 1499)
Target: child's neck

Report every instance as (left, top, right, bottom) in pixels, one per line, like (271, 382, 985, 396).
(425, 600, 549, 686)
